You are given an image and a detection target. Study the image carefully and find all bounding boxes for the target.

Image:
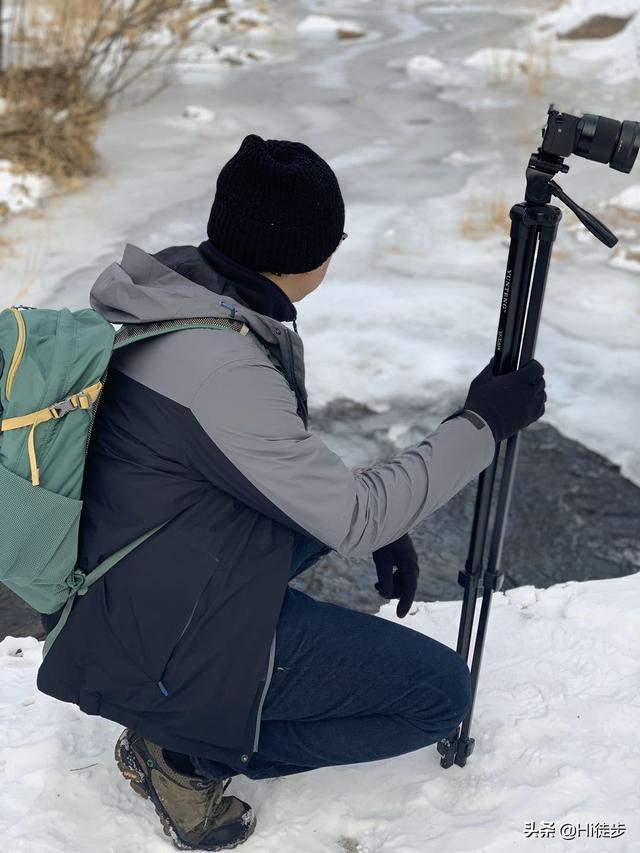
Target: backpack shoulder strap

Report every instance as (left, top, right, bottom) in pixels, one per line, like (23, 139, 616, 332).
(42, 520, 167, 658)
(112, 316, 249, 350)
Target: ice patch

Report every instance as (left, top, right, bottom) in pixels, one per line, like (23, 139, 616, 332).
(442, 150, 486, 166)
(182, 104, 216, 122)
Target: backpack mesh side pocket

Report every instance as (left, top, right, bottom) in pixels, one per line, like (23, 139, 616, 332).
(0, 462, 82, 614)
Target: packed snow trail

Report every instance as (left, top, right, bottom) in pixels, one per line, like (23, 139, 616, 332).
(1, 572, 638, 852)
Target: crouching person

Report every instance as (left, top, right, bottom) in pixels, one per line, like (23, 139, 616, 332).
(37, 135, 545, 850)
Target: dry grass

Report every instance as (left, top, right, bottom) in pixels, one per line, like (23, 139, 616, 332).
(624, 247, 640, 263)
(0, 65, 102, 178)
(607, 203, 640, 224)
(524, 38, 555, 96)
(0, 0, 224, 182)
(484, 37, 555, 96)
(459, 193, 511, 241)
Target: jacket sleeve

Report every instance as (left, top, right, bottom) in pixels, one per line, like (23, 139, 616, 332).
(189, 354, 495, 557)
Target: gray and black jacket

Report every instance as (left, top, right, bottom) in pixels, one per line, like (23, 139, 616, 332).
(37, 240, 495, 771)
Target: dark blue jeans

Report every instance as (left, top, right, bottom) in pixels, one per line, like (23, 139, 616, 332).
(193, 534, 471, 780)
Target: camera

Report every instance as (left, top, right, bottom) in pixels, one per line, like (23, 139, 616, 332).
(541, 105, 640, 173)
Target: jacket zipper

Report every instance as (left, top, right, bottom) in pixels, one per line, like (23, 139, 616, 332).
(5, 308, 27, 400)
(156, 591, 202, 696)
(84, 370, 108, 459)
(175, 596, 199, 645)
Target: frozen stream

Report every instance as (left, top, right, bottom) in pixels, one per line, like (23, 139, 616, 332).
(1, 0, 639, 633)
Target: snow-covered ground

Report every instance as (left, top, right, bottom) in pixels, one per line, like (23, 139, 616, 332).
(1, 572, 638, 852)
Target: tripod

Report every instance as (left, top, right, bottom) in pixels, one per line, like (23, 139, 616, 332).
(437, 146, 619, 770)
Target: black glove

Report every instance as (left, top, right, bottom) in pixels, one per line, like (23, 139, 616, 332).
(463, 358, 546, 444)
(373, 534, 419, 619)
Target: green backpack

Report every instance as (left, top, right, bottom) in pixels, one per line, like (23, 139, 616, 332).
(0, 306, 247, 657)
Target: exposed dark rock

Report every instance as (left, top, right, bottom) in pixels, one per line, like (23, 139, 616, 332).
(0, 585, 45, 641)
(291, 401, 640, 612)
(1, 400, 639, 640)
(560, 15, 633, 40)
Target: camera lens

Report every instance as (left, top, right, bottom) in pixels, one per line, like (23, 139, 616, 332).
(611, 120, 640, 173)
(575, 113, 640, 173)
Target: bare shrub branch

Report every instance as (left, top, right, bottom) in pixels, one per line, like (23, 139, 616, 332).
(0, 0, 224, 178)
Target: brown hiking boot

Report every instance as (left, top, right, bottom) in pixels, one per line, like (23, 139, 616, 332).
(115, 729, 256, 850)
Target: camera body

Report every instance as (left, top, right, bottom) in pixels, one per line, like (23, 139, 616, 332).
(541, 106, 640, 173)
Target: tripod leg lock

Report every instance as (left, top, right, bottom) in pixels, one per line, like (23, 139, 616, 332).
(483, 569, 504, 592)
(457, 570, 470, 589)
(457, 559, 479, 590)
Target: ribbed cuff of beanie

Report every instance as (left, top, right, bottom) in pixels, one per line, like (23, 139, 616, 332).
(207, 203, 344, 274)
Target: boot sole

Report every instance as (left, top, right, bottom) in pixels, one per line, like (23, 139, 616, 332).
(114, 731, 256, 851)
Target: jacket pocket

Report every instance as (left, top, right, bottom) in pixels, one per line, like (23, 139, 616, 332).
(154, 558, 228, 695)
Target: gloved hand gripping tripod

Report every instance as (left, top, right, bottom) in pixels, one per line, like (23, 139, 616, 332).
(438, 105, 639, 770)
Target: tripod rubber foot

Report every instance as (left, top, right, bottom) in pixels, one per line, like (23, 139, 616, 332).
(437, 736, 457, 769)
(437, 734, 475, 769)
(454, 737, 475, 767)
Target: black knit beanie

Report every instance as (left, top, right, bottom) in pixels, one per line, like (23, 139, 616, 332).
(207, 134, 345, 274)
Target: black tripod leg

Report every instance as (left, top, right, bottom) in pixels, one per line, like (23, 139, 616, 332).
(438, 204, 539, 769)
(457, 206, 538, 659)
(451, 206, 562, 767)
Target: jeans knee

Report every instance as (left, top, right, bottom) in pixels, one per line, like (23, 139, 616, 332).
(414, 647, 471, 735)
(444, 652, 472, 724)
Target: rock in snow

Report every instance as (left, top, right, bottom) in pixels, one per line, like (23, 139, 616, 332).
(1, 572, 638, 851)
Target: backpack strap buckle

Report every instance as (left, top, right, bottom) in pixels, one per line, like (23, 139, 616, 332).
(2, 380, 103, 486)
(49, 381, 102, 418)
(49, 397, 77, 418)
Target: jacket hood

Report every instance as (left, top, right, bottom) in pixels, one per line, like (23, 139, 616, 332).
(91, 243, 294, 353)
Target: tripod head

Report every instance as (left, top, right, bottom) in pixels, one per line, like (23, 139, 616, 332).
(523, 104, 640, 248)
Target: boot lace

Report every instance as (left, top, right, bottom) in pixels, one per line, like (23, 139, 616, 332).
(202, 778, 232, 828)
